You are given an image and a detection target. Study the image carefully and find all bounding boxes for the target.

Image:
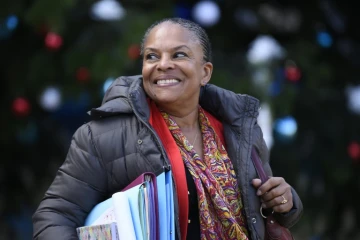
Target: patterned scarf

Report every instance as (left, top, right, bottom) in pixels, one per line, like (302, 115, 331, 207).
(161, 106, 249, 240)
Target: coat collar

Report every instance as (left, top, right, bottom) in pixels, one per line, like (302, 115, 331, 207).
(89, 75, 260, 125)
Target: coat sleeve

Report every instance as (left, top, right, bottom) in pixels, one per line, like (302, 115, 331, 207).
(253, 122, 303, 229)
(32, 123, 108, 239)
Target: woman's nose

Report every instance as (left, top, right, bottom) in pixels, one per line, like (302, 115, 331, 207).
(157, 56, 174, 71)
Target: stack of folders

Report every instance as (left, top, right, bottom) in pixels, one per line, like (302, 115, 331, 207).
(76, 170, 175, 240)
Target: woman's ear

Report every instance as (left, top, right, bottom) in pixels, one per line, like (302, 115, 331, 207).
(201, 62, 213, 86)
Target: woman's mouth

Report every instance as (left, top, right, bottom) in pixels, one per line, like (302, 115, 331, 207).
(155, 79, 180, 86)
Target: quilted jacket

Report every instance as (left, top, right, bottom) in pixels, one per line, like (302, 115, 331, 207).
(32, 75, 303, 239)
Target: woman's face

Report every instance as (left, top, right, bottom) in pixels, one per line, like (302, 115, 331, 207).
(142, 22, 212, 107)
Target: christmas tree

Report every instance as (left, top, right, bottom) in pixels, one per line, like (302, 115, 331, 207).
(1, 0, 359, 239)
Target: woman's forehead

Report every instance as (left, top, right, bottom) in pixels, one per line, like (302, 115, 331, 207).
(144, 22, 200, 48)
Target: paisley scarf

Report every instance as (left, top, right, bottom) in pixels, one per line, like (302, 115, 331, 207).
(161, 106, 249, 240)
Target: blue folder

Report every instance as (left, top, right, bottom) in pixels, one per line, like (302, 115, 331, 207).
(79, 170, 174, 240)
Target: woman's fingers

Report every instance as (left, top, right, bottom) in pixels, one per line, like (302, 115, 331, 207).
(257, 177, 289, 202)
(252, 178, 262, 188)
(256, 177, 284, 197)
(255, 177, 294, 213)
(261, 191, 293, 213)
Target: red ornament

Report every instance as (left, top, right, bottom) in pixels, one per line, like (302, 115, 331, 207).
(128, 44, 140, 60)
(285, 66, 301, 82)
(348, 142, 360, 163)
(45, 32, 63, 50)
(12, 97, 31, 117)
(76, 67, 90, 82)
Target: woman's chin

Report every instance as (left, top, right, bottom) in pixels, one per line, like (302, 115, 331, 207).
(152, 95, 177, 104)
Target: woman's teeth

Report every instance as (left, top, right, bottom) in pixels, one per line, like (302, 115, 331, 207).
(156, 79, 180, 85)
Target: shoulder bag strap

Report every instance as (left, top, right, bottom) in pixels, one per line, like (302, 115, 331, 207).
(251, 147, 269, 183)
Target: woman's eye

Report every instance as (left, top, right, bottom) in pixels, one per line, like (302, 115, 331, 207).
(145, 53, 158, 60)
(174, 52, 187, 58)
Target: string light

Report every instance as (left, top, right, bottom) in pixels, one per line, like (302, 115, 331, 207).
(91, 0, 126, 21)
(274, 116, 298, 143)
(0, 14, 19, 39)
(316, 30, 333, 48)
(345, 84, 360, 115)
(348, 142, 360, 163)
(285, 66, 301, 82)
(6, 15, 18, 31)
(12, 97, 31, 117)
(247, 35, 285, 64)
(192, 0, 221, 27)
(39, 87, 62, 111)
(45, 32, 63, 50)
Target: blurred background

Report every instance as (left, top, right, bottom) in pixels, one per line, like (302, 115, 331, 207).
(1, 0, 360, 239)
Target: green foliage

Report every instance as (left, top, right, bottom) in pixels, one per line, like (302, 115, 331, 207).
(25, 0, 76, 32)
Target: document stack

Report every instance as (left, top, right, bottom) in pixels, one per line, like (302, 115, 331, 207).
(76, 171, 175, 240)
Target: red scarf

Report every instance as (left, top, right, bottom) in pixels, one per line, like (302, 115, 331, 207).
(148, 99, 225, 240)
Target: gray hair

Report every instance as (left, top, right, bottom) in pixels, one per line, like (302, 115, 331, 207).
(140, 18, 212, 62)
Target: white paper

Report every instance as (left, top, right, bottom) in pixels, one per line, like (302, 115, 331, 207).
(112, 192, 137, 240)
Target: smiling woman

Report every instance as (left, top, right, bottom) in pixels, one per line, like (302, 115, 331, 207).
(141, 21, 213, 122)
(32, 18, 303, 240)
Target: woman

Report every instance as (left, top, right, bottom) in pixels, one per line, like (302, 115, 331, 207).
(33, 18, 303, 240)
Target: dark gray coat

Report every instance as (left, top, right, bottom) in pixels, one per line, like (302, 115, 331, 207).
(32, 75, 303, 240)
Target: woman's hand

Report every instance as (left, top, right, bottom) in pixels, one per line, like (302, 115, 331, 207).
(252, 177, 293, 213)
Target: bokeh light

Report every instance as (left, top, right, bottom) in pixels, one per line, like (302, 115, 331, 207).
(91, 0, 125, 21)
(348, 141, 360, 163)
(39, 87, 62, 112)
(274, 116, 298, 142)
(0, 14, 19, 39)
(316, 30, 333, 48)
(192, 0, 220, 27)
(247, 35, 285, 65)
(345, 84, 360, 115)
(6, 15, 18, 31)
(12, 97, 31, 117)
(285, 66, 302, 82)
(103, 77, 115, 94)
(45, 32, 63, 50)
